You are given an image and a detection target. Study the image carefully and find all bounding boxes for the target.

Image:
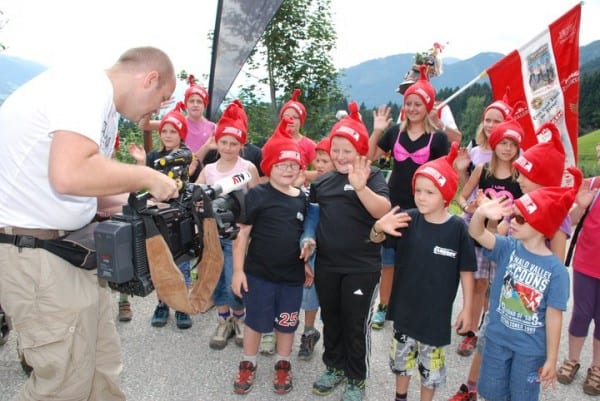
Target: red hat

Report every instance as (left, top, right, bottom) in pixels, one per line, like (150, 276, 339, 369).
(403, 65, 436, 112)
(514, 166, 582, 238)
(184, 75, 209, 107)
(159, 102, 188, 141)
(412, 142, 459, 206)
(488, 118, 524, 150)
(484, 87, 513, 120)
(260, 116, 302, 177)
(279, 88, 307, 126)
(513, 122, 565, 187)
(215, 99, 247, 145)
(329, 101, 369, 155)
(316, 137, 331, 154)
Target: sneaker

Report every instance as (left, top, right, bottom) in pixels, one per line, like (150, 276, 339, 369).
(342, 378, 366, 401)
(233, 360, 256, 394)
(457, 334, 478, 357)
(298, 329, 320, 360)
(118, 301, 133, 322)
(232, 317, 244, 347)
(175, 311, 192, 329)
(151, 303, 169, 327)
(273, 360, 293, 394)
(260, 332, 276, 355)
(448, 384, 477, 401)
(209, 317, 234, 350)
(371, 304, 388, 330)
(313, 366, 346, 395)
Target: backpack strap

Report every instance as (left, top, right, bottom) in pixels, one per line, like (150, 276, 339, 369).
(565, 177, 600, 266)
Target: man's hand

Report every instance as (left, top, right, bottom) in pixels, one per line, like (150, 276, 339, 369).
(146, 169, 179, 201)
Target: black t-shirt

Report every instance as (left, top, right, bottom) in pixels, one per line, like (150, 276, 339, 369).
(378, 125, 449, 209)
(386, 209, 477, 347)
(309, 167, 390, 273)
(241, 182, 307, 284)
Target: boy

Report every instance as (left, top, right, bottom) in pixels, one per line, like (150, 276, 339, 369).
(373, 143, 476, 401)
(231, 116, 307, 395)
(468, 166, 582, 401)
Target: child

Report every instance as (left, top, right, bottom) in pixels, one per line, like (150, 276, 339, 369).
(298, 137, 335, 361)
(230, 116, 307, 395)
(557, 167, 600, 395)
(468, 167, 582, 401)
(195, 100, 259, 350)
(308, 102, 391, 401)
(374, 143, 476, 401)
(129, 104, 199, 329)
(450, 122, 569, 401)
(454, 117, 523, 356)
(368, 66, 450, 330)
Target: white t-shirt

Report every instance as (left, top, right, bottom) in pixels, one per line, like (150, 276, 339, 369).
(0, 67, 118, 230)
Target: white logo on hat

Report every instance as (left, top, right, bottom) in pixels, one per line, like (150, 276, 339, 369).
(515, 156, 533, 172)
(505, 129, 522, 143)
(414, 88, 431, 105)
(278, 150, 301, 161)
(337, 126, 360, 142)
(223, 126, 242, 138)
(165, 116, 183, 131)
(421, 166, 446, 187)
(520, 194, 538, 214)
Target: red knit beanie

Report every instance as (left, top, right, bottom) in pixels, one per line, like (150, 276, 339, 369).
(184, 75, 209, 107)
(260, 116, 302, 177)
(514, 166, 582, 238)
(316, 137, 331, 154)
(513, 122, 565, 187)
(403, 65, 436, 112)
(279, 88, 307, 126)
(484, 87, 513, 120)
(329, 101, 369, 155)
(412, 142, 459, 206)
(159, 101, 188, 141)
(488, 118, 524, 150)
(215, 100, 248, 145)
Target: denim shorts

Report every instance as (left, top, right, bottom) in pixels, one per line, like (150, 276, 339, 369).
(381, 245, 395, 267)
(389, 332, 447, 389)
(478, 337, 545, 401)
(212, 239, 244, 310)
(243, 274, 303, 334)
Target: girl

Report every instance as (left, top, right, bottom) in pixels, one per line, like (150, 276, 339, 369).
(195, 100, 259, 351)
(368, 65, 449, 330)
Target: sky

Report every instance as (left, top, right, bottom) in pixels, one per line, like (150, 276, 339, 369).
(0, 0, 598, 89)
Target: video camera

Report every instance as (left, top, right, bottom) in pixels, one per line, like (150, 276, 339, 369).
(152, 147, 194, 186)
(94, 171, 250, 297)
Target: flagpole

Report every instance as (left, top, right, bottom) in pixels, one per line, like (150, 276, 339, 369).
(436, 70, 488, 110)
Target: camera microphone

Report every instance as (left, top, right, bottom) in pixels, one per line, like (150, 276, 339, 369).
(212, 171, 252, 196)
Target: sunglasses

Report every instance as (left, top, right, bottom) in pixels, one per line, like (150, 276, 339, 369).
(510, 213, 527, 225)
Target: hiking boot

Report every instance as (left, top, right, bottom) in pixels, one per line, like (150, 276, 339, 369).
(118, 301, 133, 322)
(232, 317, 244, 347)
(260, 332, 276, 355)
(175, 311, 192, 329)
(448, 384, 477, 401)
(371, 304, 388, 330)
(273, 360, 293, 394)
(209, 317, 234, 350)
(456, 333, 477, 356)
(233, 360, 256, 394)
(342, 378, 366, 401)
(298, 329, 320, 360)
(151, 303, 169, 327)
(313, 366, 346, 395)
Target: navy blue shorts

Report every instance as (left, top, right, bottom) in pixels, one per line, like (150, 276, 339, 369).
(243, 274, 303, 334)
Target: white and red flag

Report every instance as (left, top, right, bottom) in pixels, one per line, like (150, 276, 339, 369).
(486, 3, 581, 166)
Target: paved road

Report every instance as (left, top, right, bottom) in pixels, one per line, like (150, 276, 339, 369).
(1, 272, 597, 401)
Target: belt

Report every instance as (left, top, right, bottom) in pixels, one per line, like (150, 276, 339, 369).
(0, 227, 66, 240)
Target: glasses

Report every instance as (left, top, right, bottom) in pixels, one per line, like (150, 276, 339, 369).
(274, 162, 300, 172)
(510, 214, 527, 225)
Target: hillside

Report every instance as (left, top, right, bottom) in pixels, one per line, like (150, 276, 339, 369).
(341, 40, 600, 108)
(0, 54, 46, 104)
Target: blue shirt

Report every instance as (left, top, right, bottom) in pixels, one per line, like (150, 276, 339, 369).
(484, 235, 569, 357)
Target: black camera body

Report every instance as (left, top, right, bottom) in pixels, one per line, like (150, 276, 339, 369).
(94, 175, 247, 297)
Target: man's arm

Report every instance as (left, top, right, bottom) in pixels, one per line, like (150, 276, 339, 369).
(49, 131, 178, 201)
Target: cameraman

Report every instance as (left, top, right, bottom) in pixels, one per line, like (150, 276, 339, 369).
(0, 46, 178, 401)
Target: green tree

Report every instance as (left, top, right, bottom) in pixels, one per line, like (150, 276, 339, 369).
(243, 0, 344, 142)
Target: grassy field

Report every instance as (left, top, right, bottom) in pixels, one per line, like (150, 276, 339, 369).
(577, 129, 600, 177)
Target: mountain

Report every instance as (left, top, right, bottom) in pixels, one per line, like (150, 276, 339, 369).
(0, 54, 46, 104)
(340, 40, 600, 108)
